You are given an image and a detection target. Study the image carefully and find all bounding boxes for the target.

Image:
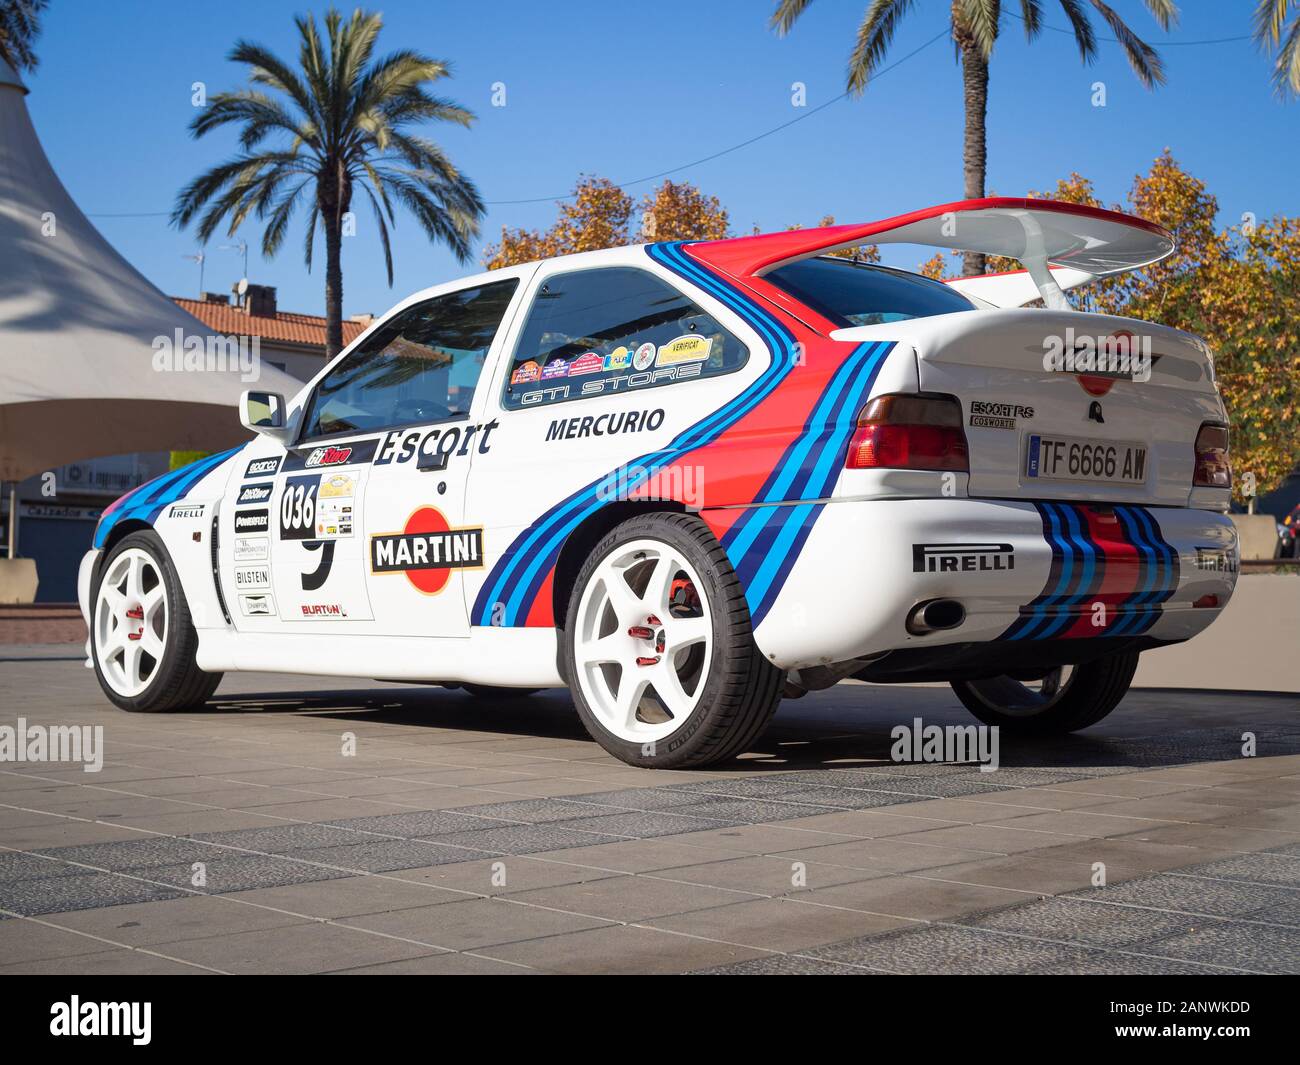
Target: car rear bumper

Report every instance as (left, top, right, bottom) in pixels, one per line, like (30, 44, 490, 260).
(749, 498, 1238, 671)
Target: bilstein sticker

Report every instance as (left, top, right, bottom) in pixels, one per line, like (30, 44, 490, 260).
(233, 565, 270, 589)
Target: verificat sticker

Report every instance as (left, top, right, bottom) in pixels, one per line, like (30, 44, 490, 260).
(656, 334, 712, 367)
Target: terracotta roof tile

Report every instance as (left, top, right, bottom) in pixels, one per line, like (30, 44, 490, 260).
(173, 297, 367, 350)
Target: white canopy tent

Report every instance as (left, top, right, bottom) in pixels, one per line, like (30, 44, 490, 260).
(0, 55, 300, 491)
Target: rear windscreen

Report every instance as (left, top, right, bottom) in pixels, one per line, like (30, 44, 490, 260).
(766, 256, 975, 328)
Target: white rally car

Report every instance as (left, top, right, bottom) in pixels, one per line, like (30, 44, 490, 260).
(79, 199, 1238, 768)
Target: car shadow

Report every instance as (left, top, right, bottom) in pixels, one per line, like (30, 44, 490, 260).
(200, 681, 1300, 778)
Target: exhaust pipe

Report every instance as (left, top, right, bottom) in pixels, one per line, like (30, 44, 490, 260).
(906, 598, 966, 636)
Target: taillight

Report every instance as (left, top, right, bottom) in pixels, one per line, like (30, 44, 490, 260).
(1192, 423, 1231, 488)
(846, 394, 969, 472)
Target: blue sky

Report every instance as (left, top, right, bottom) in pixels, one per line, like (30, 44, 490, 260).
(23, 0, 1299, 318)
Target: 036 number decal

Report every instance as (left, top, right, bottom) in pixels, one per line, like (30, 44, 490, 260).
(280, 475, 319, 541)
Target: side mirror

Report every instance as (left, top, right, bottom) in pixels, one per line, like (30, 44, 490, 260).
(240, 390, 291, 442)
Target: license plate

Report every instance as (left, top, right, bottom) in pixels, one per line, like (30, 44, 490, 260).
(1025, 434, 1147, 485)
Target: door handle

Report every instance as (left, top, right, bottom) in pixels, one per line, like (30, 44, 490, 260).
(417, 450, 449, 472)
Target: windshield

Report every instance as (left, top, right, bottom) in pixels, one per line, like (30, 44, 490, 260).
(766, 256, 975, 328)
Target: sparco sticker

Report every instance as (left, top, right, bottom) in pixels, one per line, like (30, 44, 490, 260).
(244, 456, 281, 478)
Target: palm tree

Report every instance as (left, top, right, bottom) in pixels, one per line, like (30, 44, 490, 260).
(0, 0, 48, 72)
(173, 7, 484, 357)
(1254, 0, 1300, 97)
(771, 1, 1177, 275)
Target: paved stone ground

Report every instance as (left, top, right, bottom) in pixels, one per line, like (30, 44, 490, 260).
(0, 648, 1296, 974)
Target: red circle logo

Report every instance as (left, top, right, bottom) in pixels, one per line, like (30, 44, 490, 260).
(403, 506, 452, 594)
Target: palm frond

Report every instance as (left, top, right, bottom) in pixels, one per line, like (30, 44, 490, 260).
(0, 0, 48, 72)
(175, 6, 486, 308)
(1055, 0, 1098, 62)
(359, 183, 394, 284)
(1019, 0, 1044, 39)
(1254, 0, 1292, 44)
(956, 0, 1002, 60)
(1269, 9, 1300, 95)
(770, 0, 816, 36)
(1087, 0, 1165, 87)
(848, 0, 918, 94)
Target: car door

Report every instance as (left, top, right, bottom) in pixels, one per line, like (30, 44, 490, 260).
(357, 275, 529, 636)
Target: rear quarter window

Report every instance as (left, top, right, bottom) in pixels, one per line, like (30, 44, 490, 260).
(766, 257, 975, 327)
(501, 267, 748, 410)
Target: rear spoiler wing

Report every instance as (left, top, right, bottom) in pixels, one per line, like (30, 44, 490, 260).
(690, 198, 1174, 311)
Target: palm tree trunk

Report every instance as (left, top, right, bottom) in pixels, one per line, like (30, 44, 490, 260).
(323, 214, 344, 359)
(957, 33, 989, 277)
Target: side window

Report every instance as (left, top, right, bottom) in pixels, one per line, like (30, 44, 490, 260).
(501, 267, 747, 410)
(301, 279, 518, 441)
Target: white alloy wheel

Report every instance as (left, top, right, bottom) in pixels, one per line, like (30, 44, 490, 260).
(94, 546, 169, 697)
(573, 537, 713, 745)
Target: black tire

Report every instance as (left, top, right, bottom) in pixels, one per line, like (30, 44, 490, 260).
(90, 530, 221, 713)
(950, 651, 1139, 736)
(561, 512, 784, 769)
(461, 684, 541, 699)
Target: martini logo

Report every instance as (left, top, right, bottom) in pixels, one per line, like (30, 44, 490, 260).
(1042, 328, 1157, 396)
(304, 445, 353, 468)
(370, 507, 484, 594)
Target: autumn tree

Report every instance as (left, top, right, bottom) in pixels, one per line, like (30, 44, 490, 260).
(639, 180, 729, 242)
(983, 153, 1297, 503)
(483, 176, 730, 269)
(482, 175, 634, 269)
